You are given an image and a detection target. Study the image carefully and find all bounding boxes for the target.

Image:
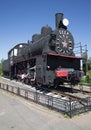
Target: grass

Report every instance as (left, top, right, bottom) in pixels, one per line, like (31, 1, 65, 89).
(79, 82, 91, 87)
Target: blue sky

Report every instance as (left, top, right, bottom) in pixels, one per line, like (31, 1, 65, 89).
(0, 0, 91, 61)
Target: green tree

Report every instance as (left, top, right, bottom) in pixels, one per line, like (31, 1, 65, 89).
(85, 57, 91, 83)
(87, 57, 91, 70)
(0, 63, 3, 76)
(0, 58, 4, 76)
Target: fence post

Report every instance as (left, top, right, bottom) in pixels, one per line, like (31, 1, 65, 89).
(87, 97, 91, 110)
(25, 90, 28, 99)
(34, 89, 38, 103)
(7, 84, 8, 91)
(69, 98, 72, 118)
(17, 87, 20, 95)
(48, 96, 53, 108)
(12, 86, 14, 93)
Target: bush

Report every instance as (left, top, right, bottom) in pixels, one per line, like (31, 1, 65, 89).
(86, 75, 90, 83)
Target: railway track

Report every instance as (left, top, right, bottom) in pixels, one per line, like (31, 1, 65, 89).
(37, 84, 91, 106)
(0, 77, 90, 106)
(72, 88, 91, 96)
(52, 90, 88, 106)
(56, 84, 91, 95)
(35, 85, 90, 106)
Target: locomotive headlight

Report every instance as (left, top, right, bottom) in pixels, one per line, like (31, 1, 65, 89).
(62, 18, 69, 26)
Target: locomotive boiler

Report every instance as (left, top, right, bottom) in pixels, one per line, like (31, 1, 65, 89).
(2, 13, 84, 87)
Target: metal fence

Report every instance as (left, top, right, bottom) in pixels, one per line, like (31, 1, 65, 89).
(0, 82, 91, 118)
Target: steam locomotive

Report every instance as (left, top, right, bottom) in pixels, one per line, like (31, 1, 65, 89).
(2, 13, 84, 87)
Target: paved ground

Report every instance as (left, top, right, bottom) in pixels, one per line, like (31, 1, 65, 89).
(0, 89, 91, 130)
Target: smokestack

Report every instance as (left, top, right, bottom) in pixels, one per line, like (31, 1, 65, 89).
(55, 13, 63, 29)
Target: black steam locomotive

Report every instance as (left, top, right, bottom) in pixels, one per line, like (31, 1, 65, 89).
(2, 13, 84, 87)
